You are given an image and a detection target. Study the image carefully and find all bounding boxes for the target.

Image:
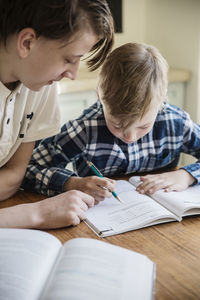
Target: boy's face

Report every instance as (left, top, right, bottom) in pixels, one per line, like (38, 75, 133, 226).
(102, 98, 160, 144)
(14, 28, 98, 91)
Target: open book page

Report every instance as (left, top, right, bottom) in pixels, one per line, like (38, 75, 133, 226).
(129, 176, 200, 217)
(40, 238, 155, 300)
(85, 180, 179, 237)
(0, 229, 61, 300)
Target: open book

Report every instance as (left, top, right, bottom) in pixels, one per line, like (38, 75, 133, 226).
(85, 176, 200, 237)
(0, 228, 155, 300)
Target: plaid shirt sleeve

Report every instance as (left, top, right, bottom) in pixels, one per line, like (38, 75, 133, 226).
(22, 118, 89, 196)
(179, 110, 200, 184)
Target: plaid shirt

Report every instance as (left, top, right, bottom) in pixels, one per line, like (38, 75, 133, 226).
(22, 101, 200, 196)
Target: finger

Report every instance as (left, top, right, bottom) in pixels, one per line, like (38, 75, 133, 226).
(136, 180, 158, 193)
(71, 214, 82, 226)
(97, 178, 115, 193)
(80, 192, 95, 208)
(107, 178, 116, 185)
(72, 209, 87, 226)
(147, 180, 180, 194)
(137, 179, 166, 194)
(78, 209, 87, 221)
(140, 175, 155, 181)
(95, 185, 112, 198)
(144, 177, 165, 189)
(79, 201, 88, 212)
(93, 190, 106, 202)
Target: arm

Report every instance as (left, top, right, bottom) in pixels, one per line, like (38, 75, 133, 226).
(23, 113, 114, 196)
(0, 190, 94, 229)
(22, 122, 84, 196)
(23, 138, 116, 201)
(0, 142, 35, 200)
(23, 126, 116, 201)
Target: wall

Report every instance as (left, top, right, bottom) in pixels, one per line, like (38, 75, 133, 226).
(112, 0, 200, 122)
(144, 0, 200, 122)
(114, 0, 146, 46)
(81, 0, 200, 122)
(113, 0, 200, 165)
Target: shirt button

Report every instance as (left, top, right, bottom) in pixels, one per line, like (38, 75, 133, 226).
(7, 118, 10, 124)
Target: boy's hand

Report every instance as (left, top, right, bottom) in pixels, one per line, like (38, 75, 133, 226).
(65, 176, 116, 202)
(136, 169, 196, 195)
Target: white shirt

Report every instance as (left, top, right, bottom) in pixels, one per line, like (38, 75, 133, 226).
(0, 81, 61, 167)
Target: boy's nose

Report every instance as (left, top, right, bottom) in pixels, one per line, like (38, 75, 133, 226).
(123, 131, 136, 143)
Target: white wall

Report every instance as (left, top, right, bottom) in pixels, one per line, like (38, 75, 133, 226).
(144, 0, 200, 122)
(114, 0, 146, 47)
(81, 1, 200, 122)
(113, 0, 200, 122)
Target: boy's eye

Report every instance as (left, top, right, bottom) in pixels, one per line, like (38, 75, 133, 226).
(113, 125, 122, 129)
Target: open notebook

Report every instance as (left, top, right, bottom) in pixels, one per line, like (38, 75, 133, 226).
(85, 176, 200, 237)
(0, 228, 155, 300)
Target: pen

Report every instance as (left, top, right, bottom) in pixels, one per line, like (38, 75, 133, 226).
(86, 160, 123, 204)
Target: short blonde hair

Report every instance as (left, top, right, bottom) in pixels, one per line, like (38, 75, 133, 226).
(98, 43, 168, 121)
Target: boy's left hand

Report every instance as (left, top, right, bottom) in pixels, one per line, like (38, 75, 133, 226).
(136, 169, 196, 195)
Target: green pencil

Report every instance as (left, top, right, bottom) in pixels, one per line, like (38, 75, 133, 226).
(86, 160, 123, 204)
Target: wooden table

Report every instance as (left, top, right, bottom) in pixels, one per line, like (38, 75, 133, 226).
(1, 189, 200, 300)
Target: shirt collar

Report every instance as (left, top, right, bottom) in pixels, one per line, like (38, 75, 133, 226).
(0, 81, 23, 99)
(0, 81, 12, 99)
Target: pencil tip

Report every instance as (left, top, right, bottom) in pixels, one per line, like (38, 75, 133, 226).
(116, 196, 123, 204)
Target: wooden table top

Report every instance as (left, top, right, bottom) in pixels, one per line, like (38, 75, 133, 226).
(1, 189, 200, 300)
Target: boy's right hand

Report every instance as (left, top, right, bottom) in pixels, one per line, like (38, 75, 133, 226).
(64, 176, 116, 202)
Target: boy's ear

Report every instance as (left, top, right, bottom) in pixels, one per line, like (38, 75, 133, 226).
(17, 28, 37, 58)
(96, 88, 102, 103)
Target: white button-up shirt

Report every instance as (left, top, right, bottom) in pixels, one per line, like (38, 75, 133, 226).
(0, 81, 61, 167)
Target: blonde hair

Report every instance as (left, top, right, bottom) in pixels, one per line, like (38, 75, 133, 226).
(98, 43, 168, 121)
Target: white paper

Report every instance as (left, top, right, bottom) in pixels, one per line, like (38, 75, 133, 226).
(41, 238, 154, 300)
(130, 176, 200, 217)
(86, 180, 178, 236)
(0, 229, 61, 300)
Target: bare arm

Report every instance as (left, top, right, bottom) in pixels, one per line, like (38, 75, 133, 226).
(0, 141, 95, 229)
(0, 190, 94, 229)
(0, 141, 35, 200)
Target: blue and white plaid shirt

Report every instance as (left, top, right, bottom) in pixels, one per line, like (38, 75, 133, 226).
(22, 101, 200, 196)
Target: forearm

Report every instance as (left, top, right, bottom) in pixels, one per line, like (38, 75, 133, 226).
(0, 203, 38, 228)
(0, 141, 35, 200)
(0, 191, 95, 229)
(0, 168, 24, 200)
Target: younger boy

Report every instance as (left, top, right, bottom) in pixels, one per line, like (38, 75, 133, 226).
(23, 43, 200, 202)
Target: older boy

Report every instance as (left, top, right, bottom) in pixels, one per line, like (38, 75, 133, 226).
(0, 0, 114, 228)
(23, 43, 200, 203)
